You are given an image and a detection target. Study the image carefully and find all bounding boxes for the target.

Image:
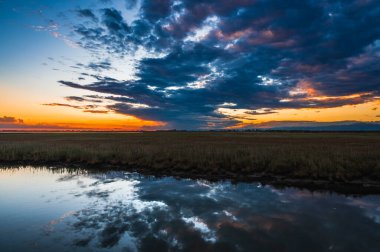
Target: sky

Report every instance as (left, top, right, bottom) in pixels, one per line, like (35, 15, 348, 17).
(0, 0, 379, 131)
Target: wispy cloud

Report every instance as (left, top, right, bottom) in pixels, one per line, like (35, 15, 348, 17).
(43, 103, 82, 109)
(83, 109, 109, 114)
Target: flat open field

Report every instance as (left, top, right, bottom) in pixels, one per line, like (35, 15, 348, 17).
(1, 132, 380, 190)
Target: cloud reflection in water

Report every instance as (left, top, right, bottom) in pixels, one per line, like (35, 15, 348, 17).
(0, 167, 380, 252)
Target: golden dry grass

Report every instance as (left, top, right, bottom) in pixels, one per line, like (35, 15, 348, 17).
(0, 132, 379, 182)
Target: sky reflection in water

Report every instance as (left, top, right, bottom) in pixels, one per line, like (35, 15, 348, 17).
(0, 167, 380, 252)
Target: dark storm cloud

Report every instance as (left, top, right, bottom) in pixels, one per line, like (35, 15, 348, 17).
(136, 44, 226, 88)
(56, 0, 380, 128)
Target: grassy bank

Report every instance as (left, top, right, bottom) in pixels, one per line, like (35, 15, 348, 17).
(1, 132, 380, 185)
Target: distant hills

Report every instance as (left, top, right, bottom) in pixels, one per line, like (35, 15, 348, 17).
(266, 122, 380, 131)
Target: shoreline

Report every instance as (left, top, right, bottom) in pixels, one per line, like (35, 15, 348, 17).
(1, 132, 379, 195)
(2, 161, 380, 195)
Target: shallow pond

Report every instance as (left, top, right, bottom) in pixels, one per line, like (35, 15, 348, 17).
(0, 167, 379, 252)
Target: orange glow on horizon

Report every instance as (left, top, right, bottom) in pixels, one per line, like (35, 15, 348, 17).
(220, 98, 380, 129)
(0, 83, 165, 131)
(2, 80, 379, 131)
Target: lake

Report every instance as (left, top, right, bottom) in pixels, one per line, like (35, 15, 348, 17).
(0, 167, 379, 252)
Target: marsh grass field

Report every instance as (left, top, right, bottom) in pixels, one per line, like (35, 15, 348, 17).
(1, 132, 380, 191)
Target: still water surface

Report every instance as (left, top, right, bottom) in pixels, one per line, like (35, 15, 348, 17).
(0, 167, 380, 252)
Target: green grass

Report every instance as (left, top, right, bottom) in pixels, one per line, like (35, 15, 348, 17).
(0, 132, 380, 182)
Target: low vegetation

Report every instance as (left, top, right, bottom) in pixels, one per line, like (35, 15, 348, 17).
(0, 132, 380, 184)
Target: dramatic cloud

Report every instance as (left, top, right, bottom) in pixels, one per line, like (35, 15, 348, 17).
(47, 0, 379, 129)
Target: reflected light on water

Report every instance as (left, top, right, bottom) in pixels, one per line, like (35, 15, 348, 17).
(0, 167, 380, 252)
